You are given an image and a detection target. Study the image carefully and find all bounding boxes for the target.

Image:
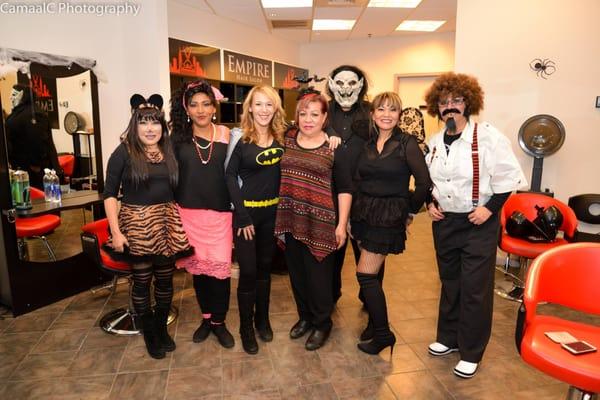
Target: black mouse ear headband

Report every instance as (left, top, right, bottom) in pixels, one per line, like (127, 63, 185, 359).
(130, 93, 164, 111)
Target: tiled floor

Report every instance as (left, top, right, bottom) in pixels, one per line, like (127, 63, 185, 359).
(0, 213, 591, 399)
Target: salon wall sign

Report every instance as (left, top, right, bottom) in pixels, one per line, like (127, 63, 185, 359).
(223, 50, 271, 85)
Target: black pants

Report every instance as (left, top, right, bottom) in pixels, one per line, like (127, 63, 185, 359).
(432, 212, 499, 363)
(333, 237, 385, 303)
(234, 207, 276, 292)
(285, 233, 335, 330)
(193, 274, 230, 323)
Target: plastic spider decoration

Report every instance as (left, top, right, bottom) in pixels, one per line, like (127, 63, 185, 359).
(529, 58, 556, 79)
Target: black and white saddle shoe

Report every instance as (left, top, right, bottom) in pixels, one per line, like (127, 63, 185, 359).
(453, 360, 479, 379)
(428, 342, 459, 356)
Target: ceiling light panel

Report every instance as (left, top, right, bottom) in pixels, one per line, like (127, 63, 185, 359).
(395, 20, 445, 31)
(313, 19, 356, 30)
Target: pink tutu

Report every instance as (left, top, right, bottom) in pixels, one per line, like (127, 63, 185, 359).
(176, 206, 233, 279)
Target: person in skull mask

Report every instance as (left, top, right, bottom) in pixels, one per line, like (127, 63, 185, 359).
(5, 84, 61, 188)
(424, 72, 526, 378)
(325, 66, 384, 333)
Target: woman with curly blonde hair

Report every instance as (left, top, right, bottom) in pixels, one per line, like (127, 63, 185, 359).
(225, 85, 287, 354)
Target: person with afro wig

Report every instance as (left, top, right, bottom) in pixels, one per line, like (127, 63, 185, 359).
(423, 72, 527, 378)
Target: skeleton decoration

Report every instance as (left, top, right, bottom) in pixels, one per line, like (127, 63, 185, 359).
(328, 69, 364, 110)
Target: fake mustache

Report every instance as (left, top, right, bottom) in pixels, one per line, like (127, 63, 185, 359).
(442, 108, 461, 117)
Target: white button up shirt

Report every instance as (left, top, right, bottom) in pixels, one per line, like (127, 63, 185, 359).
(425, 121, 527, 213)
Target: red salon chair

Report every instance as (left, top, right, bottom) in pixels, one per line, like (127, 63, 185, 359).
(496, 193, 578, 301)
(516, 243, 600, 400)
(16, 187, 60, 261)
(81, 219, 177, 335)
(58, 153, 76, 183)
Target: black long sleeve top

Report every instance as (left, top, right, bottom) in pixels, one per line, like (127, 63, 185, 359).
(225, 139, 284, 228)
(103, 143, 174, 205)
(174, 139, 230, 211)
(355, 128, 432, 213)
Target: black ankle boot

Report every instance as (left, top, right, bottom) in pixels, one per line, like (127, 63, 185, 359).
(255, 279, 273, 342)
(356, 272, 395, 356)
(359, 318, 374, 341)
(211, 322, 235, 348)
(238, 291, 259, 354)
(357, 331, 396, 355)
(141, 312, 166, 359)
(154, 307, 176, 352)
(193, 319, 211, 343)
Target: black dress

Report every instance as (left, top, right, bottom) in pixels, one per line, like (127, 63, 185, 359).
(351, 128, 431, 254)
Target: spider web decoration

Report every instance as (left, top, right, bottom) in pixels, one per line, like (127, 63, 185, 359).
(529, 58, 556, 79)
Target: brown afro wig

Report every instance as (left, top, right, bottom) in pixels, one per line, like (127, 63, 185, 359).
(424, 72, 484, 119)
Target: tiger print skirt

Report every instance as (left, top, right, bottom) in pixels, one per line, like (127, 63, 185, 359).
(104, 201, 194, 265)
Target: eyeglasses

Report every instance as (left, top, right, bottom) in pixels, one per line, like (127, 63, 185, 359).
(438, 97, 465, 107)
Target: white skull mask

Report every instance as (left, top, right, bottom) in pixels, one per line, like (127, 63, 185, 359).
(328, 70, 364, 109)
(10, 88, 24, 109)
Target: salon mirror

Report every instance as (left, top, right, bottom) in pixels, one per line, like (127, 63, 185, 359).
(0, 50, 103, 262)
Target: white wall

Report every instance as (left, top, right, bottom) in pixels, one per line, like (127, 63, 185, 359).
(167, 1, 301, 68)
(0, 0, 171, 172)
(455, 0, 600, 204)
(300, 32, 455, 97)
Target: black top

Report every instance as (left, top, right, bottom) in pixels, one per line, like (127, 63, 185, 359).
(225, 139, 284, 228)
(355, 128, 431, 213)
(326, 100, 371, 196)
(174, 139, 230, 211)
(103, 143, 174, 205)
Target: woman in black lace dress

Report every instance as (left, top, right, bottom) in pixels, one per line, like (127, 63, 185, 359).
(351, 92, 431, 355)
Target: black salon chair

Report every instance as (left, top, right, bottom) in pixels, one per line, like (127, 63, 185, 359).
(568, 194, 600, 243)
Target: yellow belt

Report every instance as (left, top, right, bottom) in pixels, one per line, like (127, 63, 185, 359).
(243, 198, 279, 208)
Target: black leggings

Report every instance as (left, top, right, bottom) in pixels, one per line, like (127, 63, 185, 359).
(193, 274, 231, 323)
(131, 262, 175, 315)
(234, 207, 276, 292)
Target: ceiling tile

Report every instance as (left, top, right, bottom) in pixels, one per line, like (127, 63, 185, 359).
(350, 7, 411, 38)
(314, 6, 363, 19)
(311, 30, 352, 42)
(207, 0, 269, 32)
(265, 7, 313, 19)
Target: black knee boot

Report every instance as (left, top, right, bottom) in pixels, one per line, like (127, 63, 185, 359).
(238, 290, 259, 354)
(141, 312, 166, 359)
(356, 272, 396, 355)
(255, 279, 273, 342)
(154, 306, 176, 352)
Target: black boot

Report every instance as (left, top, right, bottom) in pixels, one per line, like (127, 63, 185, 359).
(359, 317, 374, 341)
(154, 307, 176, 352)
(255, 279, 273, 342)
(141, 313, 166, 359)
(356, 272, 396, 356)
(238, 290, 259, 354)
(211, 322, 235, 348)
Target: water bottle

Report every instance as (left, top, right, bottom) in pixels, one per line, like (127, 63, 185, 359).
(51, 169, 61, 203)
(43, 168, 53, 202)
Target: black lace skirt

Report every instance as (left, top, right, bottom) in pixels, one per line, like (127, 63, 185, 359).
(350, 193, 409, 255)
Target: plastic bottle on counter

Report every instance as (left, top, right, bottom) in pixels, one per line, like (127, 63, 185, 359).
(43, 168, 53, 202)
(51, 169, 61, 203)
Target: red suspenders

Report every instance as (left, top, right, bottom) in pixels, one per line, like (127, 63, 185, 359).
(471, 123, 479, 207)
(429, 123, 480, 209)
